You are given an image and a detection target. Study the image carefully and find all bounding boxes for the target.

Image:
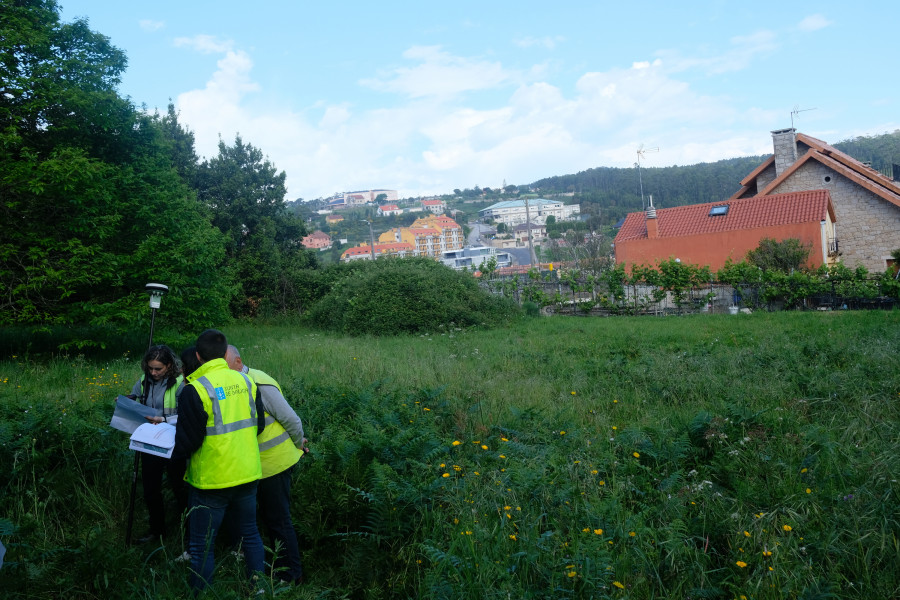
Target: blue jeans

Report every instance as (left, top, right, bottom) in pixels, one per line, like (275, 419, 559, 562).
(188, 481, 265, 592)
(258, 464, 303, 582)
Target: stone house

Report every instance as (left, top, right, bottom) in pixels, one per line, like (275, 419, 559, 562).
(731, 129, 900, 272)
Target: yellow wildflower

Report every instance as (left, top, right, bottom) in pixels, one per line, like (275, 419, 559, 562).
(736, 561, 747, 568)
(613, 581, 625, 589)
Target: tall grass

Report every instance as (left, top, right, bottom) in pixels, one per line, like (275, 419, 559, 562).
(1, 311, 898, 598)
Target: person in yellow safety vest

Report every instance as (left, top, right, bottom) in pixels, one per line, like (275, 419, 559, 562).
(226, 345, 308, 586)
(172, 329, 266, 593)
(127, 344, 185, 544)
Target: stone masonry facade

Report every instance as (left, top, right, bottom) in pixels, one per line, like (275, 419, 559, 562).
(769, 160, 900, 272)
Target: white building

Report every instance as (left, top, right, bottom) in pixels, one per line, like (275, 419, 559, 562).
(441, 246, 512, 270)
(479, 198, 579, 226)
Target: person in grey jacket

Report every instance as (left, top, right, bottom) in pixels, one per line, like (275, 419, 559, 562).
(225, 345, 308, 585)
(128, 344, 185, 543)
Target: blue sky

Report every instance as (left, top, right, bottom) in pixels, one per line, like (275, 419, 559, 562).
(59, 0, 898, 201)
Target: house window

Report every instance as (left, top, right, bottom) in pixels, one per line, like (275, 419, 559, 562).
(708, 205, 729, 216)
(823, 175, 833, 184)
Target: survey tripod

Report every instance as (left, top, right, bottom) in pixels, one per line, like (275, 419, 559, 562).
(124, 283, 168, 547)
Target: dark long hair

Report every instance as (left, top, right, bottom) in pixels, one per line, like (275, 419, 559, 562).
(141, 344, 180, 391)
(180, 345, 201, 379)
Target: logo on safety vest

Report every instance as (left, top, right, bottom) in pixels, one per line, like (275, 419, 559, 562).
(215, 387, 226, 400)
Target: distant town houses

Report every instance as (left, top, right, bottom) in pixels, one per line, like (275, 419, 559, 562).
(340, 214, 464, 262)
(480, 198, 580, 226)
(300, 230, 332, 251)
(440, 246, 512, 270)
(328, 189, 399, 209)
(377, 204, 402, 216)
(422, 199, 446, 214)
(325, 214, 344, 224)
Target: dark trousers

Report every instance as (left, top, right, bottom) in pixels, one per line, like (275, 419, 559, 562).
(188, 481, 265, 591)
(142, 453, 189, 539)
(257, 464, 303, 582)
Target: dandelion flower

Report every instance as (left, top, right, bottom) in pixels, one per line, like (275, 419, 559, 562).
(442, 473, 450, 478)
(743, 531, 751, 537)
(782, 525, 792, 532)
(567, 571, 577, 578)
(509, 534, 516, 540)
(571, 391, 576, 395)
(762, 550, 772, 557)
(633, 452, 640, 458)
(499, 454, 506, 459)
(801, 468, 808, 473)
(599, 480, 606, 486)
(736, 561, 747, 568)
(560, 431, 566, 435)
(806, 488, 811, 494)
(629, 531, 636, 537)
(613, 581, 625, 589)
(452, 440, 461, 446)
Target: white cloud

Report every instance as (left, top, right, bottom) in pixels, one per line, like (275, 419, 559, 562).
(173, 39, 790, 199)
(514, 36, 565, 50)
(359, 45, 519, 99)
(139, 20, 164, 32)
(658, 30, 777, 75)
(798, 14, 832, 32)
(174, 35, 234, 54)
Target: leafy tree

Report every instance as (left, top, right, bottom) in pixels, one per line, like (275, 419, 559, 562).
(0, 0, 231, 331)
(195, 135, 314, 315)
(496, 223, 507, 233)
(746, 238, 811, 273)
(375, 193, 388, 204)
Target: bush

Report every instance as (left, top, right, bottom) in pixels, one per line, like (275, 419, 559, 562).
(304, 258, 519, 335)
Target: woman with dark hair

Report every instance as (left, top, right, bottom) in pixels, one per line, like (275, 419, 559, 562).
(129, 344, 184, 544)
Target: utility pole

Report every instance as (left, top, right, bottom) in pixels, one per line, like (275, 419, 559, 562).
(361, 219, 376, 260)
(524, 197, 535, 267)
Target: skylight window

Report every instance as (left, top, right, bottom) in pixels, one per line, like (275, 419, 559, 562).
(709, 205, 729, 216)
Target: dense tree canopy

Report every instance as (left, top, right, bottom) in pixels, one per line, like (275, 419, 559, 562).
(0, 0, 312, 332)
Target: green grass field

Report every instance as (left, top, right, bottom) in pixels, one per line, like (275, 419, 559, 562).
(1, 311, 898, 599)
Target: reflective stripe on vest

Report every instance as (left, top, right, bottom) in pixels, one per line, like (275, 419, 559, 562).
(194, 373, 257, 437)
(248, 368, 302, 477)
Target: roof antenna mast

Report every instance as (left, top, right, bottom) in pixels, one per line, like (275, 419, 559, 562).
(790, 104, 817, 129)
(635, 144, 659, 210)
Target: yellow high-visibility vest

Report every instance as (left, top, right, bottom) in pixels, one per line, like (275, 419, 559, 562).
(248, 368, 303, 478)
(185, 359, 261, 489)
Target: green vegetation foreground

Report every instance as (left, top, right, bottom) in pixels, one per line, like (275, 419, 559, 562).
(1, 311, 898, 599)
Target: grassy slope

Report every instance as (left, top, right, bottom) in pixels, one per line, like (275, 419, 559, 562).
(0, 311, 898, 599)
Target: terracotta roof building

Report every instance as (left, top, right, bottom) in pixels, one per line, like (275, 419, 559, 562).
(614, 191, 837, 271)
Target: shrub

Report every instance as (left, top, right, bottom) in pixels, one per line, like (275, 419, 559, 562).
(303, 258, 519, 335)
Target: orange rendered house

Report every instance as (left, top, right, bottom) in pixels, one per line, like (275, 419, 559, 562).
(614, 190, 837, 272)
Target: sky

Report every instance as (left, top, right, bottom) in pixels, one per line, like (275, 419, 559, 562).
(58, 0, 899, 201)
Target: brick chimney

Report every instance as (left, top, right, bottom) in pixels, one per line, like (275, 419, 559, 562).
(645, 196, 658, 239)
(771, 128, 798, 177)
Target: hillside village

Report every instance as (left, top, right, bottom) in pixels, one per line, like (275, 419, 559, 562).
(298, 128, 900, 277)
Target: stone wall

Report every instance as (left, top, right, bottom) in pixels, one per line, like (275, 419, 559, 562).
(770, 161, 900, 272)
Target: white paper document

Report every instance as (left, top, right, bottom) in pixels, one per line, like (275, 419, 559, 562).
(109, 395, 163, 434)
(129, 422, 176, 458)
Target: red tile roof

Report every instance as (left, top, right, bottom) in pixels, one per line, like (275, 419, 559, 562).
(615, 190, 834, 243)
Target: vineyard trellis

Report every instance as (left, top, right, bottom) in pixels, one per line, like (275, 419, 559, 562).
(478, 260, 900, 316)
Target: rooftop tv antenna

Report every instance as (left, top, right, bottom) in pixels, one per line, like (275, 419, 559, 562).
(635, 144, 659, 210)
(790, 105, 816, 129)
